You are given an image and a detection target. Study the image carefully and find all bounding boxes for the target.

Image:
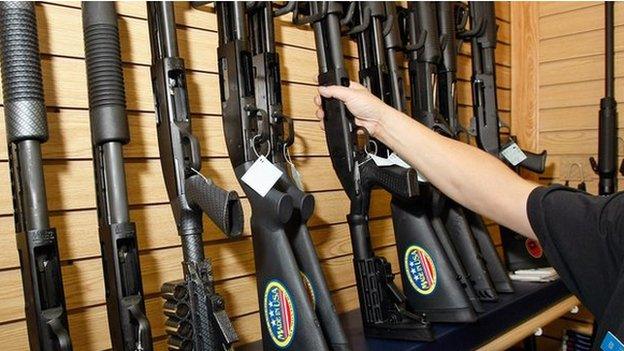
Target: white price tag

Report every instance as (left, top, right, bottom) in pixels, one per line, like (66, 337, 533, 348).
(500, 142, 527, 166)
(288, 162, 305, 191)
(241, 156, 283, 197)
(369, 153, 394, 167)
(388, 152, 411, 169)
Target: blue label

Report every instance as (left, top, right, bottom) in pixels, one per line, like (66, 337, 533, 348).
(601, 332, 624, 351)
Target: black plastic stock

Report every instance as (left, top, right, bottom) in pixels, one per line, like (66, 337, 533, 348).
(0, 2, 72, 350)
(405, 1, 505, 304)
(294, 1, 433, 341)
(82, 3, 153, 350)
(214, 2, 349, 349)
(147, 3, 243, 350)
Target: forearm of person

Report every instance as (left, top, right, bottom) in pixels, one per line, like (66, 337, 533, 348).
(375, 110, 539, 240)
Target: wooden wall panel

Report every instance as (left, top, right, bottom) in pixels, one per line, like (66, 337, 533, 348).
(0, 2, 511, 349)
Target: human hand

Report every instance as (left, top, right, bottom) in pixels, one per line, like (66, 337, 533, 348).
(313, 81, 394, 137)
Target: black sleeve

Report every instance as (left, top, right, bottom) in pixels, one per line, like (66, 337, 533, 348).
(527, 185, 624, 319)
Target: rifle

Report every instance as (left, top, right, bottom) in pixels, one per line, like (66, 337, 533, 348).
(589, 1, 621, 195)
(346, 1, 479, 323)
(459, 1, 549, 271)
(289, 1, 433, 341)
(404, 1, 500, 302)
(210, 2, 350, 349)
(436, 1, 514, 294)
(81, 3, 153, 350)
(0, 3, 73, 350)
(147, 3, 244, 350)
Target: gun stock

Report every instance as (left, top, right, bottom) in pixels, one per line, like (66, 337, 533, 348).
(213, 2, 350, 349)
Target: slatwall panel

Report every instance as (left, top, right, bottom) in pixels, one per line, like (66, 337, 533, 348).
(0, 2, 511, 349)
(535, 1, 623, 349)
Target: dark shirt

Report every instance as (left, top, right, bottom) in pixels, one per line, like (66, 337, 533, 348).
(527, 185, 624, 350)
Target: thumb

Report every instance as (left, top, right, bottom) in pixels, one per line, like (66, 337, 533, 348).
(318, 85, 353, 102)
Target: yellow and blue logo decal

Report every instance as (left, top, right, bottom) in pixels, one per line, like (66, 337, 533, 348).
(264, 280, 296, 348)
(405, 245, 437, 295)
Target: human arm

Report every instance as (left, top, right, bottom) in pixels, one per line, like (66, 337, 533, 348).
(315, 83, 539, 240)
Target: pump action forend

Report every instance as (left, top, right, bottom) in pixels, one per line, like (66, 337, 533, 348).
(211, 2, 349, 349)
(0, 2, 72, 350)
(347, 1, 480, 323)
(81, 3, 153, 350)
(590, 2, 620, 195)
(289, 1, 432, 341)
(147, 2, 244, 350)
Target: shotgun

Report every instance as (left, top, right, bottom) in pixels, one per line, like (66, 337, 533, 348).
(82, 3, 153, 350)
(404, 1, 500, 302)
(436, 1, 514, 294)
(459, 1, 549, 271)
(0, 2, 73, 350)
(289, 1, 433, 341)
(347, 1, 480, 323)
(147, 2, 244, 349)
(211, 2, 350, 349)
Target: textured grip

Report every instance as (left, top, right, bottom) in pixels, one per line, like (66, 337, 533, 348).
(185, 175, 244, 238)
(361, 161, 419, 199)
(519, 149, 547, 174)
(82, 2, 129, 145)
(0, 2, 48, 143)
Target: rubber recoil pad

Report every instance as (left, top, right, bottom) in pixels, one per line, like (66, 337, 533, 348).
(286, 185, 315, 221)
(0, 2, 48, 143)
(82, 2, 129, 145)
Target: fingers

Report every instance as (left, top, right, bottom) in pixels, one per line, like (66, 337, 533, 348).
(313, 94, 322, 107)
(318, 85, 353, 101)
(349, 80, 368, 91)
(315, 107, 324, 121)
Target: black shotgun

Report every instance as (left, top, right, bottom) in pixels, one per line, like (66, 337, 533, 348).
(404, 1, 500, 302)
(590, 2, 621, 195)
(436, 1, 514, 294)
(289, 1, 433, 341)
(0, 2, 73, 350)
(147, 2, 244, 350)
(460, 1, 549, 271)
(210, 2, 350, 349)
(347, 1, 480, 323)
(82, 3, 153, 350)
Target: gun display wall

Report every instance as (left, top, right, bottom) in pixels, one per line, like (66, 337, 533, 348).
(0, 2, 525, 349)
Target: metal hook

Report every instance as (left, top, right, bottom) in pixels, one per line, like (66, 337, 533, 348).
(566, 162, 585, 182)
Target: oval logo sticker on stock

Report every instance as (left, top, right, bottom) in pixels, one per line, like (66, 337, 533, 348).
(264, 280, 296, 348)
(405, 245, 437, 295)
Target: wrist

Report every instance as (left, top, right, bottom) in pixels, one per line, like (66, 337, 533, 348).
(374, 106, 402, 143)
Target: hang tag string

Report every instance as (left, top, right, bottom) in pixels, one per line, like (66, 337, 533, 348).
(252, 134, 272, 159)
